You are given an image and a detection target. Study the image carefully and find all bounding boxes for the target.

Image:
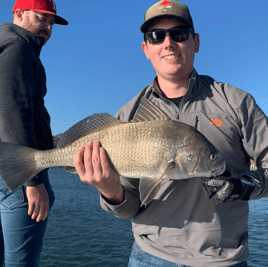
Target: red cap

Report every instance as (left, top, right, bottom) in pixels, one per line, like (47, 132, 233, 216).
(13, 0, 68, 25)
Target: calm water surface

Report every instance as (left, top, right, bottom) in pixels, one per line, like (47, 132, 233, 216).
(40, 168, 268, 267)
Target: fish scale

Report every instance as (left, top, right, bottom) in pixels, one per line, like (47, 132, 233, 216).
(33, 121, 170, 175)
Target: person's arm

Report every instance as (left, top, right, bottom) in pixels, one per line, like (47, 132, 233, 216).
(0, 40, 49, 221)
(75, 141, 141, 220)
(202, 167, 267, 204)
(202, 94, 268, 204)
(0, 40, 43, 182)
(238, 93, 268, 199)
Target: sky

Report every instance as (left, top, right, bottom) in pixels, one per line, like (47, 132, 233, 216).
(1, 0, 268, 135)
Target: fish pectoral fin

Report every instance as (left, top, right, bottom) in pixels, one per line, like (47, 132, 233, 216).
(140, 162, 175, 206)
(139, 177, 164, 207)
(64, 167, 78, 174)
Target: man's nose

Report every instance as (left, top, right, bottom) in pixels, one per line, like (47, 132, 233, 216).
(44, 22, 53, 31)
(163, 33, 175, 48)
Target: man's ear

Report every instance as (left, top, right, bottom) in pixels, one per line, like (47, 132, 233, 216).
(194, 33, 200, 53)
(13, 9, 24, 23)
(142, 41, 151, 60)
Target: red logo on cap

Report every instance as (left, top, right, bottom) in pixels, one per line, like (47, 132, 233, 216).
(159, 0, 172, 7)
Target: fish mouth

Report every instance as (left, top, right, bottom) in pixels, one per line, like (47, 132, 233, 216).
(212, 162, 226, 177)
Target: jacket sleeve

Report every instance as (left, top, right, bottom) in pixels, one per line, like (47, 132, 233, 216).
(100, 177, 142, 220)
(238, 93, 268, 199)
(0, 40, 45, 185)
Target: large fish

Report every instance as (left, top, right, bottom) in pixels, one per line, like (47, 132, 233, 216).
(0, 98, 226, 205)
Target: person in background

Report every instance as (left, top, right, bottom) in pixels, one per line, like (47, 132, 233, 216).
(75, 1, 268, 266)
(0, 0, 68, 266)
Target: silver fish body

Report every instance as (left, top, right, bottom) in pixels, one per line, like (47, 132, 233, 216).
(0, 98, 226, 205)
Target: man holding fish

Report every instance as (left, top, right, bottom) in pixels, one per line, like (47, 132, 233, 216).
(75, 0, 268, 266)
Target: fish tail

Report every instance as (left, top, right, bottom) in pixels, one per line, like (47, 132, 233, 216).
(0, 141, 43, 191)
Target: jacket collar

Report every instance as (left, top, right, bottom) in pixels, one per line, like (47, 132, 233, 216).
(151, 68, 199, 99)
(0, 23, 45, 56)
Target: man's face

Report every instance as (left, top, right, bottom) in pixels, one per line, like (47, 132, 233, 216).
(20, 10, 55, 44)
(142, 18, 199, 82)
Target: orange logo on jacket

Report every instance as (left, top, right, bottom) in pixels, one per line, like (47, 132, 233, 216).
(210, 119, 222, 127)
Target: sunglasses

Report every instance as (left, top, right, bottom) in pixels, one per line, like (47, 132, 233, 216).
(145, 26, 194, 44)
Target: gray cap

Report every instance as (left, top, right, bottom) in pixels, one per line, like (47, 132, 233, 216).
(140, 0, 194, 33)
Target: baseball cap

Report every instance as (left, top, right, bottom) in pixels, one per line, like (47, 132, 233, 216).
(13, 0, 68, 25)
(141, 0, 194, 33)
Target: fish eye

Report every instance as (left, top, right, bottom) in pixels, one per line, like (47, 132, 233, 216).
(210, 153, 217, 161)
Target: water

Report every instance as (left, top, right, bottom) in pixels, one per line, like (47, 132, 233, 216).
(248, 198, 268, 267)
(40, 168, 268, 267)
(40, 168, 133, 267)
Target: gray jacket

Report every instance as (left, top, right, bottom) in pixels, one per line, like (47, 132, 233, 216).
(0, 23, 54, 186)
(100, 69, 268, 266)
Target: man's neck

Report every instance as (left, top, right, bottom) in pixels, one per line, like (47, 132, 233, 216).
(157, 75, 189, 98)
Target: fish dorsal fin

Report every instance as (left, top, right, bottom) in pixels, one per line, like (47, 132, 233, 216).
(132, 98, 170, 122)
(57, 113, 121, 148)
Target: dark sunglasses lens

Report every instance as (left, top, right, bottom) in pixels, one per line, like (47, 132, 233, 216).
(147, 29, 167, 44)
(147, 28, 190, 44)
(170, 28, 190, 42)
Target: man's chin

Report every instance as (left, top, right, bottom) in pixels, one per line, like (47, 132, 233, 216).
(39, 33, 50, 44)
(42, 36, 50, 45)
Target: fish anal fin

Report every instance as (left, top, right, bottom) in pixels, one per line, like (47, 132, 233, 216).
(57, 113, 121, 148)
(133, 98, 170, 123)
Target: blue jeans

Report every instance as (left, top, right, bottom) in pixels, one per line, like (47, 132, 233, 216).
(0, 174, 55, 267)
(128, 242, 248, 267)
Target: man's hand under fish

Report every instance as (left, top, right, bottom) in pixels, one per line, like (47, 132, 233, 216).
(75, 140, 125, 205)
